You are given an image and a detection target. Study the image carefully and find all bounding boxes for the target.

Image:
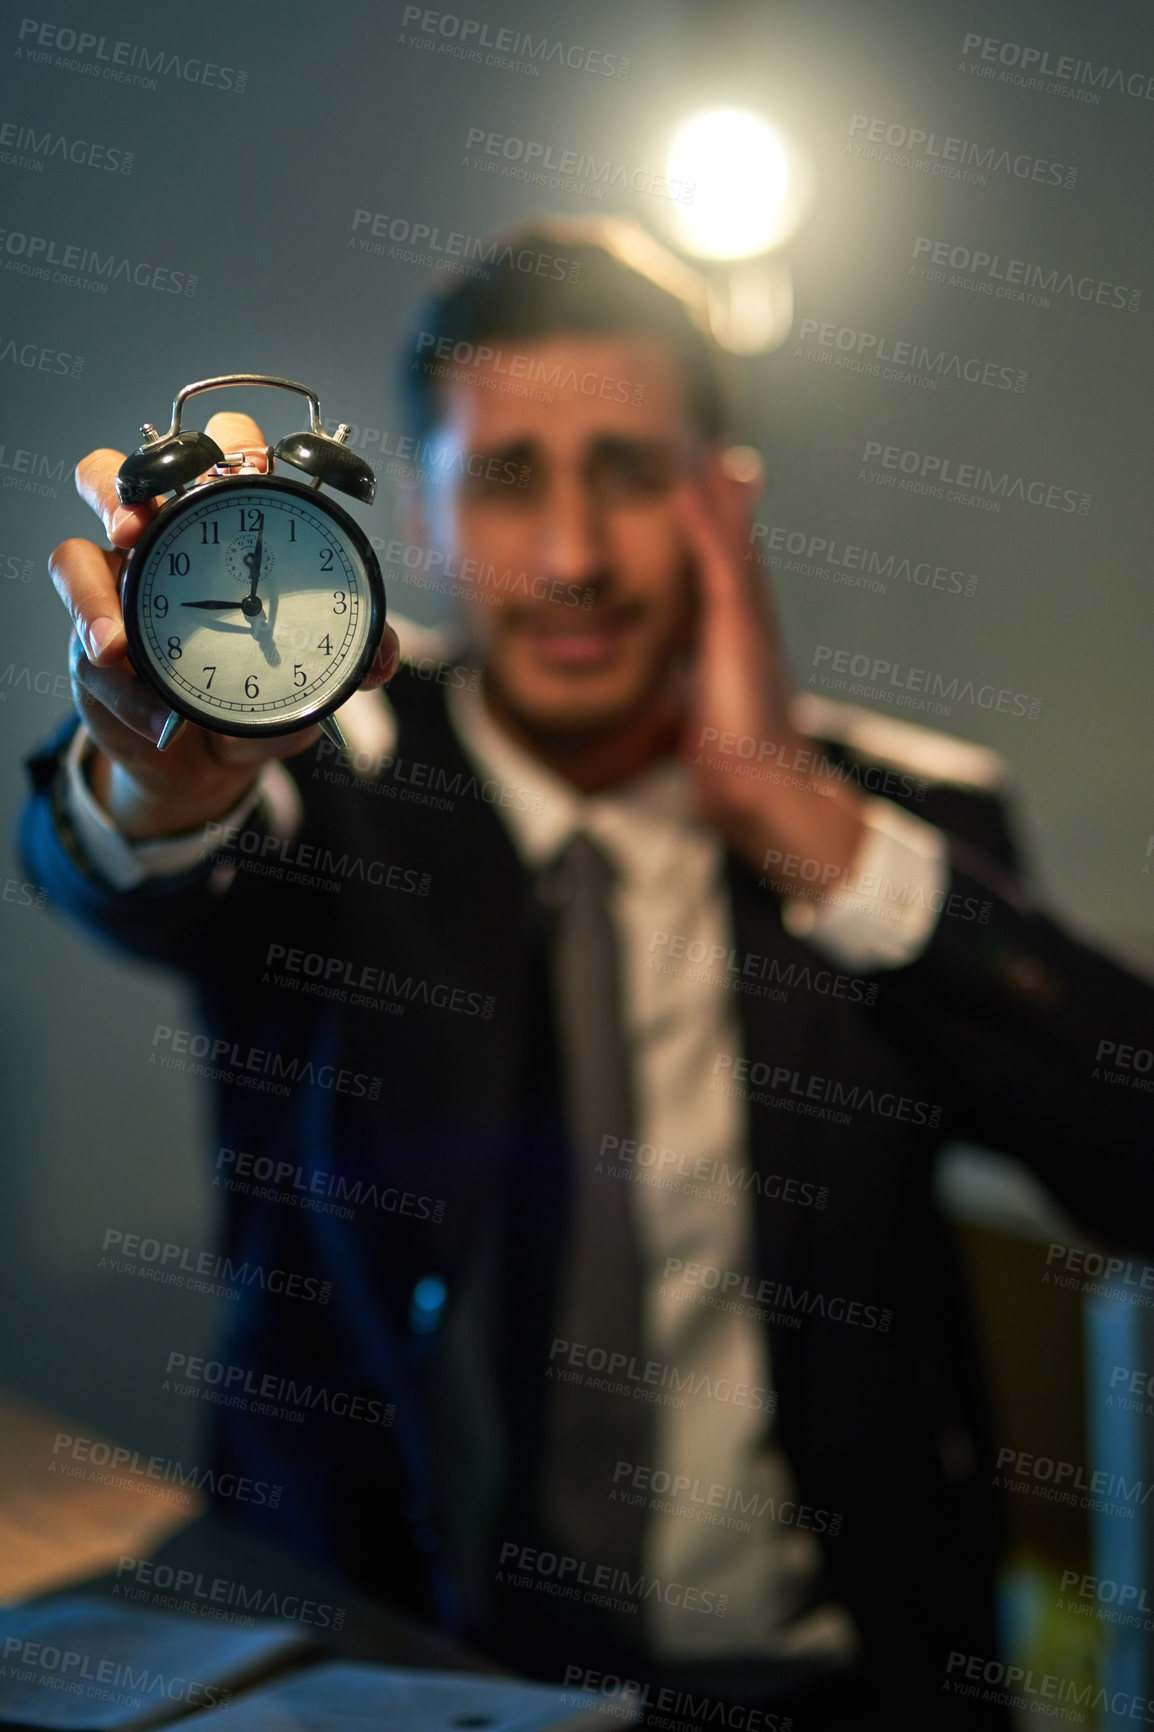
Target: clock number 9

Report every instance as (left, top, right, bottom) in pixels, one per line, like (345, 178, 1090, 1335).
(154, 595, 169, 618)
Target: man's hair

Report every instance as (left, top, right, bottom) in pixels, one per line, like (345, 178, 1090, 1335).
(400, 215, 730, 443)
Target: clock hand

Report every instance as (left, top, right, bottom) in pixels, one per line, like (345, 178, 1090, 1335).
(181, 599, 252, 610)
(242, 516, 265, 617)
(252, 587, 282, 668)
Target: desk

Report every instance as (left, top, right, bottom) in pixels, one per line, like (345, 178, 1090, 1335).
(0, 1389, 491, 1674)
(68, 1511, 497, 1674)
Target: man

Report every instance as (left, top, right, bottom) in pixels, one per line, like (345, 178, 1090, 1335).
(21, 217, 1154, 1728)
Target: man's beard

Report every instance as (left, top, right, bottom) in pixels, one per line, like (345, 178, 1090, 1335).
(480, 644, 689, 754)
(469, 554, 699, 753)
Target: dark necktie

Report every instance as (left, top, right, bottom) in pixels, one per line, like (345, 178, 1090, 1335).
(535, 831, 651, 1584)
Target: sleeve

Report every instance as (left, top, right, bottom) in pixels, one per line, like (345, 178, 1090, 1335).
(865, 810, 1154, 1246)
(18, 717, 290, 977)
(60, 724, 301, 891)
(780, 796, 948, 971)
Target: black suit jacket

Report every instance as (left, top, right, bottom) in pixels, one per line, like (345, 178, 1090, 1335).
(20, 662, 1154, 1722)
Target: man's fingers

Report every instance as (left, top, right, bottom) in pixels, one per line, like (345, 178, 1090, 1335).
(699, 447, 762, 560)
(75, 447, 126, 523)
(675, 483, 746, 613)
(674, 471, 789, 712)
(719, 444, 765, 495)
(211, 726, 322, 767)
(50, 539, 128, 666)
(359, 625, 401, 691)
(677, 468, 774, 625)
(203, 411, 267, 462)
(71, 632, 164, 745)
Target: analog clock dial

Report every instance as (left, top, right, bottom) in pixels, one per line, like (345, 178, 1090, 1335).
(131, 487, 373, 729)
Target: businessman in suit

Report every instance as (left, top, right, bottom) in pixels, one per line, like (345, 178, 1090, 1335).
(21, 218, 1154, 1729)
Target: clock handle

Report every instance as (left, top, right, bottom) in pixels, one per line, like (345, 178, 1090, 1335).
(121, 375, 376, 505)
(167, 375, 325, 438)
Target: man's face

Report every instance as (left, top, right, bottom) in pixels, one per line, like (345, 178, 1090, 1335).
(419, 335, 705, 744)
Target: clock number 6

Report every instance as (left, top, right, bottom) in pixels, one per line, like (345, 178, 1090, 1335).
(245, 675, 260, 699)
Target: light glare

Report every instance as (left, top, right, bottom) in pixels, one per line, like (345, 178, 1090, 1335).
(668, 110, 795, 260)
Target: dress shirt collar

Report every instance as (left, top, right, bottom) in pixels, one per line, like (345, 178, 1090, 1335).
(445, 670, 720, 895)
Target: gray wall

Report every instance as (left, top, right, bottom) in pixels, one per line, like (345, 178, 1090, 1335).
(1, 0, 1150, 1462)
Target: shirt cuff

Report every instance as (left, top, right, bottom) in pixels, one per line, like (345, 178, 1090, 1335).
(780, 795, 948, 971)
(60, 727, 302, 892)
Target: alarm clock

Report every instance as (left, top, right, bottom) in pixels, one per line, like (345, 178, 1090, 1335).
(115, 373, 386, 754)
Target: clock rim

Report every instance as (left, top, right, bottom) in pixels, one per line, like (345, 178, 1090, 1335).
(120, 473, 387, 739)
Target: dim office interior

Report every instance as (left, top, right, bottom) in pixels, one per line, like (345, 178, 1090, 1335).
(1, 1, 1153, 1728)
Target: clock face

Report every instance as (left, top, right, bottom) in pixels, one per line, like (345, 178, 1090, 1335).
(124, 476, 382, 735)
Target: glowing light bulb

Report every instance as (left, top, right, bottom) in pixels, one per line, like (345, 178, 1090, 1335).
(667, 109, 802, 260)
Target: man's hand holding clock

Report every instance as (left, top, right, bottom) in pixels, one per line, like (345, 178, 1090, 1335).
(50, 406, 401, 843)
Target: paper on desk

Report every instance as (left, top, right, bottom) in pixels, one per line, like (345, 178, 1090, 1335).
(195, 1661, 639, 1731)
(0, 1595, 308, 1729)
